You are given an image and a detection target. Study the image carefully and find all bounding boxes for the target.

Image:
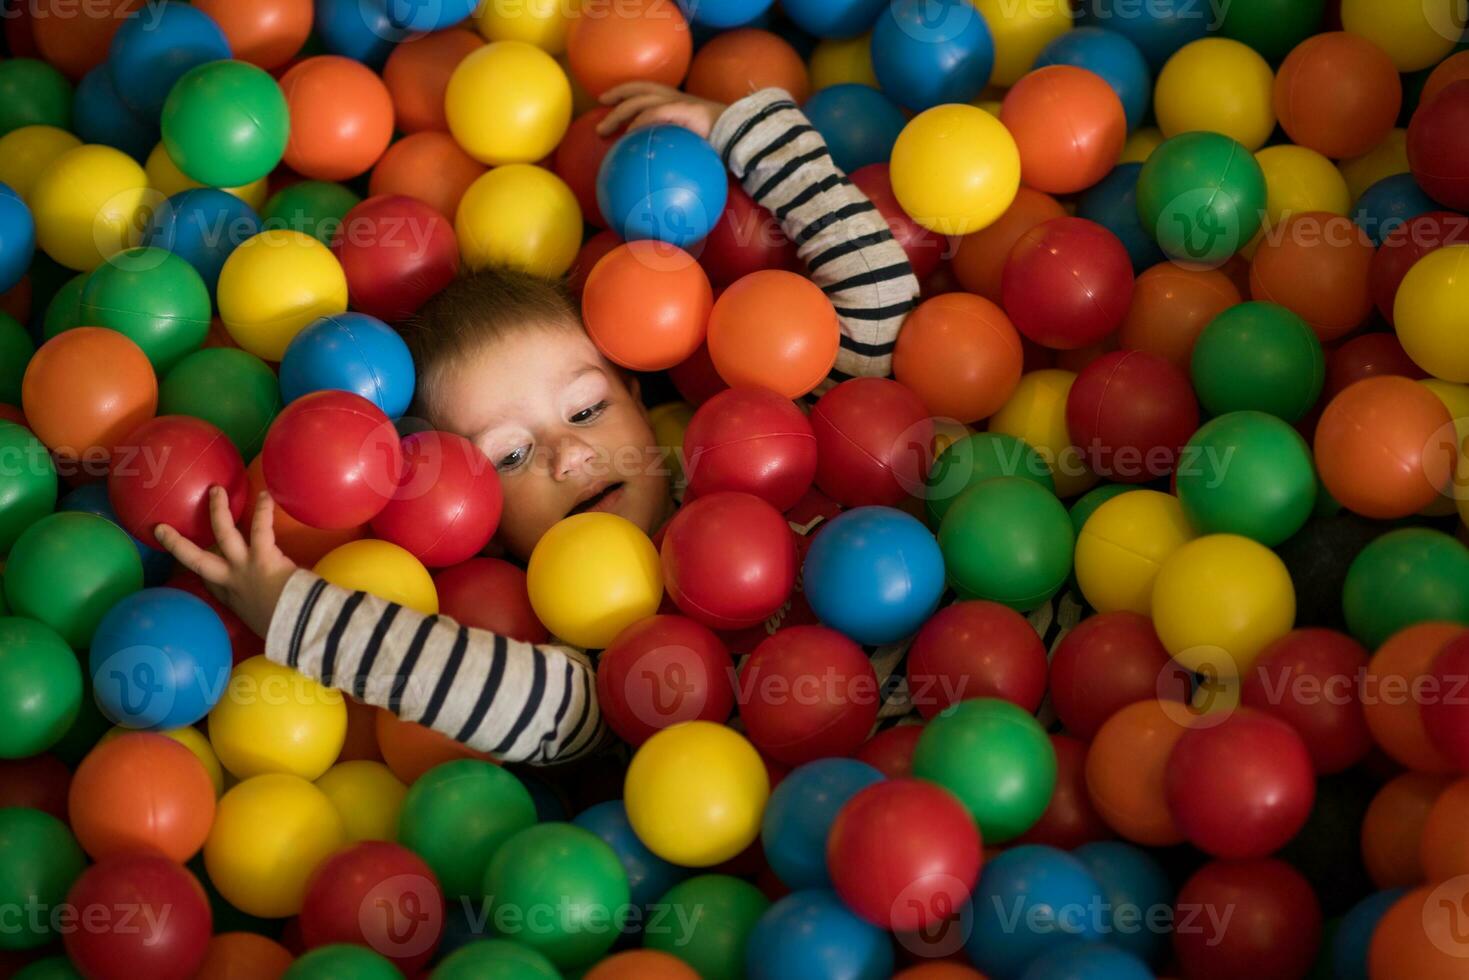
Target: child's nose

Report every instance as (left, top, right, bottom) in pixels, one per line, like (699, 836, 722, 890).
(553, 436, 596, 480)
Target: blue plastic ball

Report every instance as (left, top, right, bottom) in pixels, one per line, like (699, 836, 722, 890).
(871, 0, 994, 111)
(1072, 842, 1172, 965)
(72, 67, 157, 162)
(780, 0, 887, 38)
(1331, 888, 1406, 980)
(803, 506, 946, 646)
(143, 189, 262, 296)
(597, 125, 729, 248)
(385, 0, 478, 31)
(761, 759, 885, 891)
(573, 801, 689, 909)
(746, 890, 894, 980)
(967, 845, 1106, 980)
(0, 183, 34, 295)
(59, 484, 174, 587)
(1354, 172, 1440, 246)
(315, 0, 413, 69)
(1035, 28, 1152, 132)
(279, 312, 416, 418)
(1075, 0, 1210, 71)
(89, 587, 232, 730)
(108, 4, 232, 120)
(1020, 944, 1154, 980)
(803, 84, 908, 175)
(1077, 163, 1166, 273)
(679, 0, 775, 28)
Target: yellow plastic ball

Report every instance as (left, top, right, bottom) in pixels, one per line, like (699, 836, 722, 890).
(1340, 129, 1409, 203)
(648, 402, 694, 484)
(217, 230, 349, 361)
(315, 760, 407, 843)
(456, 164, 583, 277)
(0, 126, 82, 202)
(474, 0, 576, 54)
(1154, 38, 1276, 151)
(446, 40, 572, 166)
(527, 512, 663, 649)
(1394, 244, 1469, 383)
(988, 369, 1098, 499)
(1246, 144, 1351, 257)
(890, 104, 1020, 236)
(208, 656, 348, 782)
(624, 721, 769, 867)
(314, 539, 439, 615)
(1341, 0, 1463, 71)
(809, 34, 878, 90)
(29, 144, 153, 271)
(1150, 534, 1296, 680)
(1075, 490, 1196, 615)
(972, 0, 1073, 87)
(1119, 127, 1163, 165)
(99, 724, 226, 796)
(144, 143, 269, 211)
(204, 773, 346, 918)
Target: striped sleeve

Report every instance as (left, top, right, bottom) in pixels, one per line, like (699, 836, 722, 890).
(264, 570, 604, 765)
(709, 88, 922, 388)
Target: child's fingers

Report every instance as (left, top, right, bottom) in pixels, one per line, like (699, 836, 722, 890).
(597, 93, 670, 135)
(248, 491, 277, 555)
(599, 80, 676, 105)
(155, 524, 231, 585)
(629, 104, 707, 136)
(209, 486, 249, 566)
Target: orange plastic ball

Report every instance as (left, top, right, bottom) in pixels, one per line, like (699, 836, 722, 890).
(1085, 699, 1189, 846)
(1250, 211, 1375, 342)
(1368, 885, 1469, 980)
(21, 327, 157, 464)
(243, 457, 366, 569)
(337, 696, 384, 764)
(583, 950, 700, 980)
(382, 29, 485, 134)
(1274, 32, 1403, 160)
(193, 0, 313, 71)
(999, 65, 1127, 195)
(68, 733, 216, 863)
(1421, 777, 1469, 881)
(194, 931, 294, 980)
(370, 132, 487, 222)
(374, 708, 495, 785)
(565, 0, 693, 98)
(950, 187, 1067, 303)
(893, 292, 1024, 423)
(1362, 622, 1465, 772)
(583, 241, 712, 371)
(893, 966, 989, 979)
(1422, 50, 1469, 107)
(1363, 772, 1453, 889)
(707, 270, 840, 399)
(279, 56, 396, 181)
(1119, 262, 1242, 370)
(1314, 376, 1455, 520)
(685, 29, 811, 105)
(31, 0, 142, 79)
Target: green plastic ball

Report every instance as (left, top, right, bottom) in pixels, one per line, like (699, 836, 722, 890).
(429, 940, 561, 980)
(1177, 411, 1317, 546)
(3, 512, 144, 648)
(161, 348, 282, 461)
(1220, 0, 1327, 62)
(1137, 131, 1267, 267)
(1069, 482, 1132, 537)
(643, 875, 769, 980)
(0, 421, 58, 553)
(42, 273, 86, 341)
(483, 823, 630, 969)
(938, 476, 1074, 610)
(910, 697, 1057, 844)
(0, 617, 82, 759)
(161, 60, 289, 188)
(0, 60, 72, 137)
(0, 807, 86, 951)
(0, 312, 33, 406)
(49, 675, 112, 768)
(925, 432, 1055, 527)
(1343, 529, 1469, 648)
(1191, 302, 1325, 421)
(262, 181, 362, 246)
(13, 956, 84, 980)
(79, 248, 212, 374)
(281, 944, 401, 979)
(397, 760, 537, 901)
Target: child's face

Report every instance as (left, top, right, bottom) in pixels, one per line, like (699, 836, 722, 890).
(429, 325, 672, 561)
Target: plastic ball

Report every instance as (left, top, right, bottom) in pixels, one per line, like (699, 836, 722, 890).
(583, 241, 712, 371)
(379, 30, 481, 134)
(1035, 27, 1151, 132)
(59, 481, 172, 587)
(218, 230, 349, 361)
(28, 144, 149, 271)
(332, 195, 459, 324)
(161, 60, 289, 188)
(527, 512, 662, 648)
(1422, 777, 1469, 882)
(1003, 217, 1134, 351)
(1177, 411, 1316, 547)
(79, 249, 207, 372)
(0, 617, 80, 759)
(70, 65, 155, 162)
(1190, 301, 1324, 421)
(282, 945, 400, 978)
(1340, 0, 1460, 71)
(553, 108, 617, 227)
(1345, 531, 1469, 649)
(565, 0, 693, 98)
(241, 457, 367, 569)
(685, 28, 811, 106)
(1355, 172, 1439, 247)
(1050, 613, 1190, 741)
(0, 420, 56, 554)
(1237, 629, 1371, 775)
(1075, 163, 1167, 273)
(1395, 244, 1469, 382)
(397, 759, 536, 899)
(965, 845, 1104, 979)
(810, 377, 933, 508)
(1135, 131, 1266, 267)
(697, 178, 799, 287)
(0, 58, 73, 137)
(803, 506, 944, 646)
(313, 0, 413, 67)
(30, 0, 140, 80)
(1371, 212, 1469, 325)
(1362, 772, 1450, 889)
(889, 103, 1019, 236)
(681, 387, 815, 510)
(0, 807, 85, 951)
(62, 854, 211, 980)
(1013, 733, 1111, 853)
(809, 34, 879, 89)
(108, 3, 231, 120)
(745, 890, 893, 980)
(279, 313, 414, 419)
(1001, 65, 1126, 195)
(596, 614, 735, 745)
(573, 800, 688, 910)
(1020, 946, 1152, 980)
(313, 759, 405, 843)
(207, 655, 347, 781)
(278, 56, 394, 181)
(435, 557, 549, 643)
(760, 759, 883, 891)
(299, 840, 443, 973)
(142, 189, 260, 297)
(108, 415, 246, 548)
(802, 84, 904, 174)
(939, 477, 1074, 611)
(1155, 38, 1275, 151)
(370, 131, 486, 222)
(1118, 263, 1240, 369)
(192, 0, 312, 70)
(1254, 145, 1353, 240)
(456, 164, 583, 276)
(950, 188, 1065, 303)
(1073, 489, 1194, 615)
(738, 625, 880, 765)
(67, 732, 214, 861)
(0, 125, 82, 202)
(870, 0, 992, 110)
(204, 772, 346, 918)
(1085, 699, 1189, 845)
(1067, 349, 1197, 482)
(706, 269, 839, 399)
(1250, 211, 1375, 343)
(4, 512, 144, 649)
(891, 292, 1022, 424)
(262, 180, 362, 245)
(850, 162, 951, 281)
(907, 600, 1048, 717)
(660, 491, 794, 630)
(445, 41, 571, 167)
(314, 539, 438, 614)
(194, 933, 295, 980)
(261, 389, 402, 530)
(369, 431, 502, 569)
(0, 183, 34, 295)
(430, 941, 560, 980)
(1273, 32, 1401, 161)
(597, 125, 727, 249)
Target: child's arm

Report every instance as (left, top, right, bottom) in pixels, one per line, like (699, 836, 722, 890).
(599, 84, 922, 386)
(156, 490, 604, 765)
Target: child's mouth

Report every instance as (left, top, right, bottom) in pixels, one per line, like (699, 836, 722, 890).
(567, 482, 625, 517)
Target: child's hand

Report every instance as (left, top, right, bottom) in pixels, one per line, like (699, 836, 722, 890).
(597, 82, 727, 140)
(155, 488, 298, 640)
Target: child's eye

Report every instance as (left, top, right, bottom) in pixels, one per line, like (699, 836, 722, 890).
(570, 400, 610, 425)
(496, 446, 530, 472)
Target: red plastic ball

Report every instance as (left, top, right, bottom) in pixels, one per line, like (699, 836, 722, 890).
(433, 557, 548, 643)
(262, 390, 404, 530)
(1239, 628, 1372, 774)
(1065, 350, 1199, 482)
(63, 855, 212, 980)
(597, 614, 737, 745)
(827, 779, 983, 931)
(1164, 707, 1316, 859)
(299, 841, 445, 974)
(1369, 211, 1469, 325)
(1016, 733, 1112, 850)
(582, 241, 713, 372)
(167, 569, 263, 663)
(1048, 611, 1192, 741)
(1002, 217, 1136, 350)
(683, 387, 817, 511)
(1171, 859, 1321, 980)
(660, 491, 797, 631)
(569, 228, 624, 295)
(555, 107, 618, 227)
(108, 415, 247, 549)
(849, 164, 948, 281)
(1323, 332, 1428, 403)
(332, 195, 459, 324)
(669, 341, 729, 407)
(1408, 79, 1469, 211)
(854, 724, 923, 779)
(698, 179, 799, 287)
(279, 56, 396, 181)
(1421, 633, 1469, 771)
(0, 754, 71, 822)
(370, 430, 502, 568)
(738, 625, 880, 765)
(810, 377, 934, 509)
(905, 600, 1048, 718)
